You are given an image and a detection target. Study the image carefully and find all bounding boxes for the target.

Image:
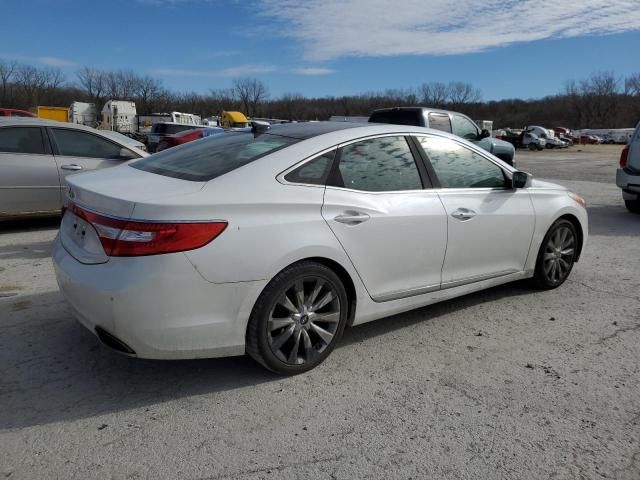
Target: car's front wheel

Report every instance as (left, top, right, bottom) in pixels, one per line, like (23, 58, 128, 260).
(246, 261, 348, 375)
(625, 199, 640, 213)
(532, 219, 578, 289)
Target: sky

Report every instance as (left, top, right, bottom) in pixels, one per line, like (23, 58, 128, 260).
(2, 0, 640, 101)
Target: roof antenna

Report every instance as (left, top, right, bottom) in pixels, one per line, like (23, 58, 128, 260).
(251, 120, 270, 137)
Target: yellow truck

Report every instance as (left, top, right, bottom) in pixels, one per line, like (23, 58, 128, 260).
(32, 106, 69, 122)
(220, 111, 249, 129)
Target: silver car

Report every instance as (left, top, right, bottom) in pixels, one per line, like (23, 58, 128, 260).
(0, 118, 148, 219)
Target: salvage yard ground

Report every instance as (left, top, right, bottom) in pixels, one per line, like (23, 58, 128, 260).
(1, 145, 639, 479)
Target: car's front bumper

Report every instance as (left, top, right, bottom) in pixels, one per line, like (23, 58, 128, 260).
(616, 167, 640, 200)
(52, 235, 266, 359)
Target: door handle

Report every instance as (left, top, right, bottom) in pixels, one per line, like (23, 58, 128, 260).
(334, 212, 370, 225)
(61, 164, 83, 171)
(451, 208, 476, 221)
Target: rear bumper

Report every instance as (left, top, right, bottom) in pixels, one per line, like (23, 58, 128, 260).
(616, 168, 640, 199)
(53, 235, 266, 359)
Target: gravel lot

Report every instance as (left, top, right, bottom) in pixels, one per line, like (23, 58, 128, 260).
(1, 145, 639, 480)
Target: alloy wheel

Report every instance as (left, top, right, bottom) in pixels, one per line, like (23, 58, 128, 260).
(542, 225, 575, 284)
(267, 277, 341, 365)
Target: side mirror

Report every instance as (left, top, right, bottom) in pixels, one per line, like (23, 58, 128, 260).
(478, 129, 491, 139)
(511, 171, 530, 189)
(119, 148, 136, 160)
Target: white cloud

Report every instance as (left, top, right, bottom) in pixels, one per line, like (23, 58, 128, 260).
(0, 53, 77, 68)
(37, 56, 77, 67)
(152, 64, 278, 77)
(292, 67, 335, 76)
(259, 0, 640, 60)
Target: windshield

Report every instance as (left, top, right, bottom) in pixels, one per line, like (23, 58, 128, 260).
(131, 132, 299, 181)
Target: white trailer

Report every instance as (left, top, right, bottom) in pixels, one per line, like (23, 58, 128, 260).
(70, 102, 97, 126)
(100, 100, 137, 134)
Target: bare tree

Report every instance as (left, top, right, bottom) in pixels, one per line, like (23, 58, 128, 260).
(0, 59, 18, 105)
(15, 65, 46, 106)
(232, 77, 268, 116)
(76, 67, 106, 104)
(419, 82, 449, 107)
(625, 73, 640, 96)
(448, 81, 482, 104)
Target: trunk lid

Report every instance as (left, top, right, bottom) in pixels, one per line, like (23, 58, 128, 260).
(61, 164, 206, 264)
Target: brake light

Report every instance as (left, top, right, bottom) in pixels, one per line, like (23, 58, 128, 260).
(620, 145, 629, 168)
(67, 203, 227, 256)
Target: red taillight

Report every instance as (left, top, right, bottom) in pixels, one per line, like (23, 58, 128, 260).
(67, 203, 227, 256)
(620, 145, 629, 168)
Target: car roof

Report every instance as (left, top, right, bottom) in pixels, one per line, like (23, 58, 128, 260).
(261, 121, 367, 139)
(371, 106, 456, 116)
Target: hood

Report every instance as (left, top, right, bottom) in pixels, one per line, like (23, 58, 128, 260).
(529, 178, 567, 190)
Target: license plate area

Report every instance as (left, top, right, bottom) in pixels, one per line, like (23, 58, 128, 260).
(60, 211, 109, 264)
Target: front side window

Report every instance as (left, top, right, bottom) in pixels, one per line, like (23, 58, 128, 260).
(332, 136, 423, 192)
(132, 132, 299, 181)
(428, 113, 452, 133)
(417, 136, 506, 189)
(51, 128, 126, 159)
(452, 114, 479, 140)
(285, 150, 335, 185)
(0, 127, 45, 154)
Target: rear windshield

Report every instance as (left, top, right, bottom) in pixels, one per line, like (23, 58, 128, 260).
(131, 132, 299, 181)
(152, 123, 200, 135)
(369, 110, 422, 126)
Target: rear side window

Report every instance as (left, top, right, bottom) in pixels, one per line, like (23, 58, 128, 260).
(51, 128, 126, 159)
(417, 136, 505, 189)
(0, 127, 46, 154)
(132, 132, 299, 181)
(284, 150, 335, 185)
(332, 136, 423, 192)
(427, 113, 452, 133)
(369, 110, 422, 126)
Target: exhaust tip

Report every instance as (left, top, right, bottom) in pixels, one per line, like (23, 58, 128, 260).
(95, 326, 136, 355)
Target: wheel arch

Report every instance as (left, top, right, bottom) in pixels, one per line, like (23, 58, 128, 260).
(556, 213, 584, 261)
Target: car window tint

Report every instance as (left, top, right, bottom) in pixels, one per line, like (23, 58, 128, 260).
(417, 136, 506, 189)
(368, 110, 422, 126)
(285, 150, 335, 185)
(131, 132, 299, 182)
(452, 114, 479, 140)
(52, 128, 124, 159)
(427, 113, 452, 133)
(0, 127, 45, 154)
(335, 136, 422, 192)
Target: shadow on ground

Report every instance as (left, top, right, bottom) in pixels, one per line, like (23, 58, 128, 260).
(0, 281, 533, 430)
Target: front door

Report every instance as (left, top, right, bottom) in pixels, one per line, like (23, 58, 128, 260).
(415, 135, 535, 285)
(322, 135, 448, 301)
(48, 127, 133, 193)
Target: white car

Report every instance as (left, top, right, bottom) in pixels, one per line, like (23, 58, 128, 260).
(53, 122, 588, 374)
(616, 120, 640, 213)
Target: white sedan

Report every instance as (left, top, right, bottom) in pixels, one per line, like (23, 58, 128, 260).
(53, 122, 588, 374)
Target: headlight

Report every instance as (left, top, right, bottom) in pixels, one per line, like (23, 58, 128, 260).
(568, 192, 586, 208)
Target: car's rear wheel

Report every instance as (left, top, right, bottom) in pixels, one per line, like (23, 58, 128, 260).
(625, 199, 640, 213)
(532, 219, 578, 289)
(246, 261, 348, 375)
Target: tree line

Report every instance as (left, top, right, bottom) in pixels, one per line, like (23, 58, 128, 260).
(1, 59, 639, 129)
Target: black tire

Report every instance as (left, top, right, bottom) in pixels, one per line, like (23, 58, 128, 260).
(246, 261, 349, 375)
(528, 143, 537, 151)
(532, 219, 578, 290)
(625, 199, 640, 213)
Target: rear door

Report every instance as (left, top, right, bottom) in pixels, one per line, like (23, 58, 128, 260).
(48, 127, 138, 190)
(322, 135, 448, 301)
(415, 135, 535, 285)
(0, 125, 61, 216)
